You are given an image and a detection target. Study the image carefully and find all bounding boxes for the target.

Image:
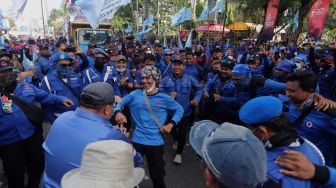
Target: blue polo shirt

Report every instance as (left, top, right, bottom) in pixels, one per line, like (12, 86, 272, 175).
(42, 107, 141, 188)
(114, 89, 184, 146)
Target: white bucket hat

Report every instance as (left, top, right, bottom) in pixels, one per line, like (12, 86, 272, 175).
(61, 140, 145, 188)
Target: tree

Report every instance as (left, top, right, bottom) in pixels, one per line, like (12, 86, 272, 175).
(48, 9, 63, 35)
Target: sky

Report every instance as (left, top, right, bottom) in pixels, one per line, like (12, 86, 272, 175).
(1, 0, 62, 26)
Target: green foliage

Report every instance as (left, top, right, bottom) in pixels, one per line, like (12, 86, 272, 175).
(110, 5, 133, 33)
(47, 9, 63, 34)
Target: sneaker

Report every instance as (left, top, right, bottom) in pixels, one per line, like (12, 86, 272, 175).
(172, 141, 178, 150)
(173, 154, 182, 164)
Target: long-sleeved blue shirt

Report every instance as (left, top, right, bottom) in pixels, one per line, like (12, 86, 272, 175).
(42, 107, 142, 188)
(114, 89, 184, 146)
(35, 56, 51, 80)
(0, 82, 66, 145)
(111, 69, 134, 97)
(160, 74, 202, 117)
(286, 103, 336, 166)
(40, 72, 82, 123)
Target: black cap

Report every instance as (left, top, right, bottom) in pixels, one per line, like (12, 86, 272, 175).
(88, 43, 97, 49)
(132, 48, 143, 55)
(65, 47, 76, 53)
(0, 51, 12, 59)
(80, 82, 115, 105)
(144, 53, 155, 62)
(221, 59, 235, 70)
(39, 45, 49, 50)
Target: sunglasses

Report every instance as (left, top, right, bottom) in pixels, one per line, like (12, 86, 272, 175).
(164, 54, 172, 56)
(60, 63, 74, 68)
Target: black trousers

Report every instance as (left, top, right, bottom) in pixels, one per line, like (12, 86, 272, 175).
(133, 143, 166, 188)
(0, 130, 44, 188)
(171, 115, 193, 154)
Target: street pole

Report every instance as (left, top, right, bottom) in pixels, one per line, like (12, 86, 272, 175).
(222, 0, 228, 41)
(136, 0, 139, 33)
(157, 1, 160, 35)
(41, 0, 46, 37)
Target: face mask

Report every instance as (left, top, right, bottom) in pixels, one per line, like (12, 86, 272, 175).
(234, 74, 252, 90)
(228, 55, 233, 60)
(116, 68, 126, 72)
(94, 61, 105, 72)
(195, 51, 202, 56)
(146, 81, 157, 93)
(0, 72, 16, 87)
(56, 64, 72, 78)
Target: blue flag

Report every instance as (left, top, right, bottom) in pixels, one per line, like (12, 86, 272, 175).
(143, 15, 154, 27)
(198, 2, 208, 21)
(210, 0, 224, 14)
(135, 28, 152, 41)
(13, 0, 28, 19)
(185, 31, 193, 48)
(172, 8, 185, 26)
(292, 9, 299, 32)
(124, 24, 133, 33)
(178, 34, 184, 49)
(181, 8, 192, 23)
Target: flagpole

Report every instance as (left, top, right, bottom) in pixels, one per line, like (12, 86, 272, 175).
(41, 0, 46, 37)
(222, 0, 228, 41)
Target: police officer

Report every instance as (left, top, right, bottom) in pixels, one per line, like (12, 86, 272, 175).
(239, 96, 324, 188)
(160, 55, 202, 164)
(203, 60, 237, 124)
(0, 58, 72, 188)
(114, 66, 183, 188)
(82, 48, 120, 96)
(40, 52, 82, 123)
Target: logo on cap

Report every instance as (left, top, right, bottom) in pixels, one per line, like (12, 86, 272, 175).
(60, 54, 65, 60)
(306, 121, 313, 128)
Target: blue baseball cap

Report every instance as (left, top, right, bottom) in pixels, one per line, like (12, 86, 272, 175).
(232, 64, 251, 77)
(275, 59, 296, 73)
(93, 48, 109, 58)
(51, 52, 73, 62)
(189, 120, 267, 188)
(239, 96, 283, 125)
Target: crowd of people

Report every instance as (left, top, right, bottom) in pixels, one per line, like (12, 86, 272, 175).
(0, 35, 335, 188)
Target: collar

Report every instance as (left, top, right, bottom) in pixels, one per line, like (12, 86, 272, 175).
(265, 130, 299, 150)
(75, 107, 111, 125)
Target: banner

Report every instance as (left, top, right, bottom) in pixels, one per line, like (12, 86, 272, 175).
(13, 0, 28, 19)
(308, 0, 332, 39)
(261, 0, 280, 41)
(198, 2, 208, 21)
(99, 0, 131, 22)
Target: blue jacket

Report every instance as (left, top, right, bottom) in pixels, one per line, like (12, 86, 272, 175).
(160, 74, 202, 117)
(40, 72, 82, 123)
(42, 107, 142, 188)
(184, 63, 201, 81)
(203, 75, 236, 116)
(114, 89, 184, 146)
(266, 138, 324, 188)
(286, 103, 336, 166)
(111, 69, 134, 97)
(82, 65, 121, 96)
(157, 59, 173, 77)
(35, 56, 51, 80)
(317, 68, 336, 100)
(0, 82, 67, 145)
(327, 167, 336, 186)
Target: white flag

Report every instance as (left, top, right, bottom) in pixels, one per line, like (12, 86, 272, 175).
(99, 0, 131, 22)
(75, 0, 105, 29)
(13, 0, 28, 19)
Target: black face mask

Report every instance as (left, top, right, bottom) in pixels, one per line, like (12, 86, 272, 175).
(94, 61, 105, 72)
(195, 51, 202, 56)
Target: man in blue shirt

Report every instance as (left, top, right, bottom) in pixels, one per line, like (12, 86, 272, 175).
(40, 53, 82, 123)
(114, 66, 183, 188)
(285, 71, 336, 166)
(160, 55, 202, 164)
(239, 96, 324, 188)
(35, 45, 51, 80)
(43, 82, 142, 188)
(157, 49, 173, 77)
(0, 59, 72, 188)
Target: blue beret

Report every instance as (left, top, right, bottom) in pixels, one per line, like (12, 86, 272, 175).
(162, 49, 172, 55)
(293, 54, 307, 62)
(232, 64, 251, 77)
(239, 96, 283, 125)
(275, 59, 296, 73)
(51, 52, 72, 62)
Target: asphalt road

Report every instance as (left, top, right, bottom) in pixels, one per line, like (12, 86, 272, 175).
(0, 124, 205, 188)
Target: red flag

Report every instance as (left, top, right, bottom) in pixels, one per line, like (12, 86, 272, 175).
(308, 0, 332, 39)
(261, 0, 280, 41)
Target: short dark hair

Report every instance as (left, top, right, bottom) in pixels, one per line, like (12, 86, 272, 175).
(264, 113, 294, 133)
(80, 94, 112, 111)
(286, 71, 317, 92)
